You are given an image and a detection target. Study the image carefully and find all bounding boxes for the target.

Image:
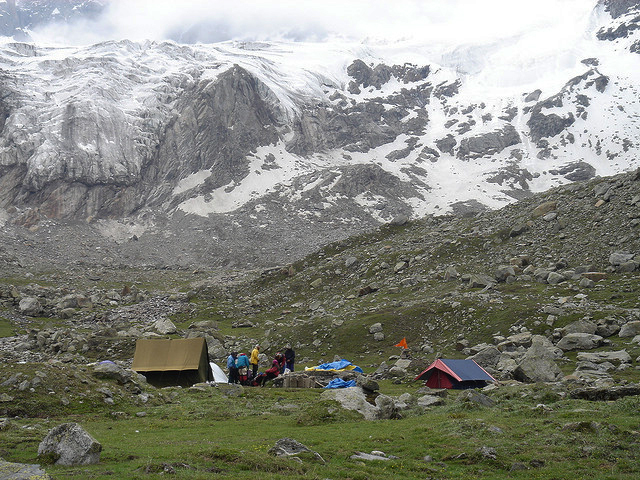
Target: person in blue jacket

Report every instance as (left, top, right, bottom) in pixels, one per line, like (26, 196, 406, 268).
(236, 352, 251, 384)
(227, 352, 239, 384)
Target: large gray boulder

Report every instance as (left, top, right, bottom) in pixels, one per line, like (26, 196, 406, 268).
(375, 394, 398, 419)
(547, 272, 564, 285)
(368, 323, 383, 334)
(356, 375, 379, 393)
(495, 353, 519, 378)
(322, 387, 377, 420)
(609, 252, 635, 266)
(595, 318, 620, 338)
(322, 387, 396, 420)
(576, 350, 632, 365)
(468, 346, 501, 369)
(38, 423, 102, 466)
(494, 265, 516, 283)
(153, 318, 177, 335)
(514, 341, 563, 383)
(92, 362, 145, 387)
(468, 274, 495, 288)
(619, 321, 640, 338)
(18, 297, 43, 317)
(562, 318, 598, 335)
(457, 390, 496, 407)
(556, 333, 603, 351)
(395, 392, 416, 409)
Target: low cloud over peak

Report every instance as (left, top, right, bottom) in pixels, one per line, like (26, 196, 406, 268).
(27, 0, 599, 48)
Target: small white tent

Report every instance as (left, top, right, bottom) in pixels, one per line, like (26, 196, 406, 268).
(209, 362, 228, 383)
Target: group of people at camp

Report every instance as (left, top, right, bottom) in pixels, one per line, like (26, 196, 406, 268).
(226, 344, 295, 386)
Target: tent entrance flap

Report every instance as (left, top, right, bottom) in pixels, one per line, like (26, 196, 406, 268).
(132, 338, 211, 387)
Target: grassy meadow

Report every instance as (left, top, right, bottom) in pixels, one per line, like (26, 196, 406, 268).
(2, 378, 640, 479)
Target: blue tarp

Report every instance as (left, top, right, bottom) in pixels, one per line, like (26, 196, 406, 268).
(324, 378, 357, 389)
(309, 359, 364, 373)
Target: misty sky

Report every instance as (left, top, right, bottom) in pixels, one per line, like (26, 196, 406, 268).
(30, 0, 599, 48)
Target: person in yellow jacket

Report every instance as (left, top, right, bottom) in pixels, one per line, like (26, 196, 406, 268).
(250, 344, 260, 378)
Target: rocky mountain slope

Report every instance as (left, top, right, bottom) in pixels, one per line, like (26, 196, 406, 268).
(1, 148, 640, 480)
(1, 164, 639, 388)
(0, 0, 639, 268)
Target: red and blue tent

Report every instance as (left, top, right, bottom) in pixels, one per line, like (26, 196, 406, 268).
(415, 359, 496, 389)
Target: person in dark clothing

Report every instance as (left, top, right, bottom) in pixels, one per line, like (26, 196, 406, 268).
(284, 345, 295, 372)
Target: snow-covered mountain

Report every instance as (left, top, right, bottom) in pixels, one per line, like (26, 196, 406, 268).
(0, 0, 106, 41)
(0, 0, 639, 267)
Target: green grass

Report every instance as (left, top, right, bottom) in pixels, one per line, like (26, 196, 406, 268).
(0, 314, 15, 337)
(2, 381, 640, 479)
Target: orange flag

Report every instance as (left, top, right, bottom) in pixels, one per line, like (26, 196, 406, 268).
(395, 337, 408, 349)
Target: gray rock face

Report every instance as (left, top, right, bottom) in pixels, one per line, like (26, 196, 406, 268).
(457, 390, 496, 407)
(0, 20, 639, 271)
(346, 60, 430, 91)
(0, 459, 51, 480)
(435, 134, 457, 154)
(350, 451, 391, 461)
(468, 274, 495, 288)
(38, 423, 101, 466)
(155, 65, 284, 194)
(524, 89, 542, 102)
(417, 394, 445, 407)
(599, 0, 640, 19)
(268, 438, 325, 464)
(549, 161, 597, 182)
(457, 125, 520, 159)
(528, 109, 575, 143)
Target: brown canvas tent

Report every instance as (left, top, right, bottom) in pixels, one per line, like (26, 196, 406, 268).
(132, 338, 212, 387)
